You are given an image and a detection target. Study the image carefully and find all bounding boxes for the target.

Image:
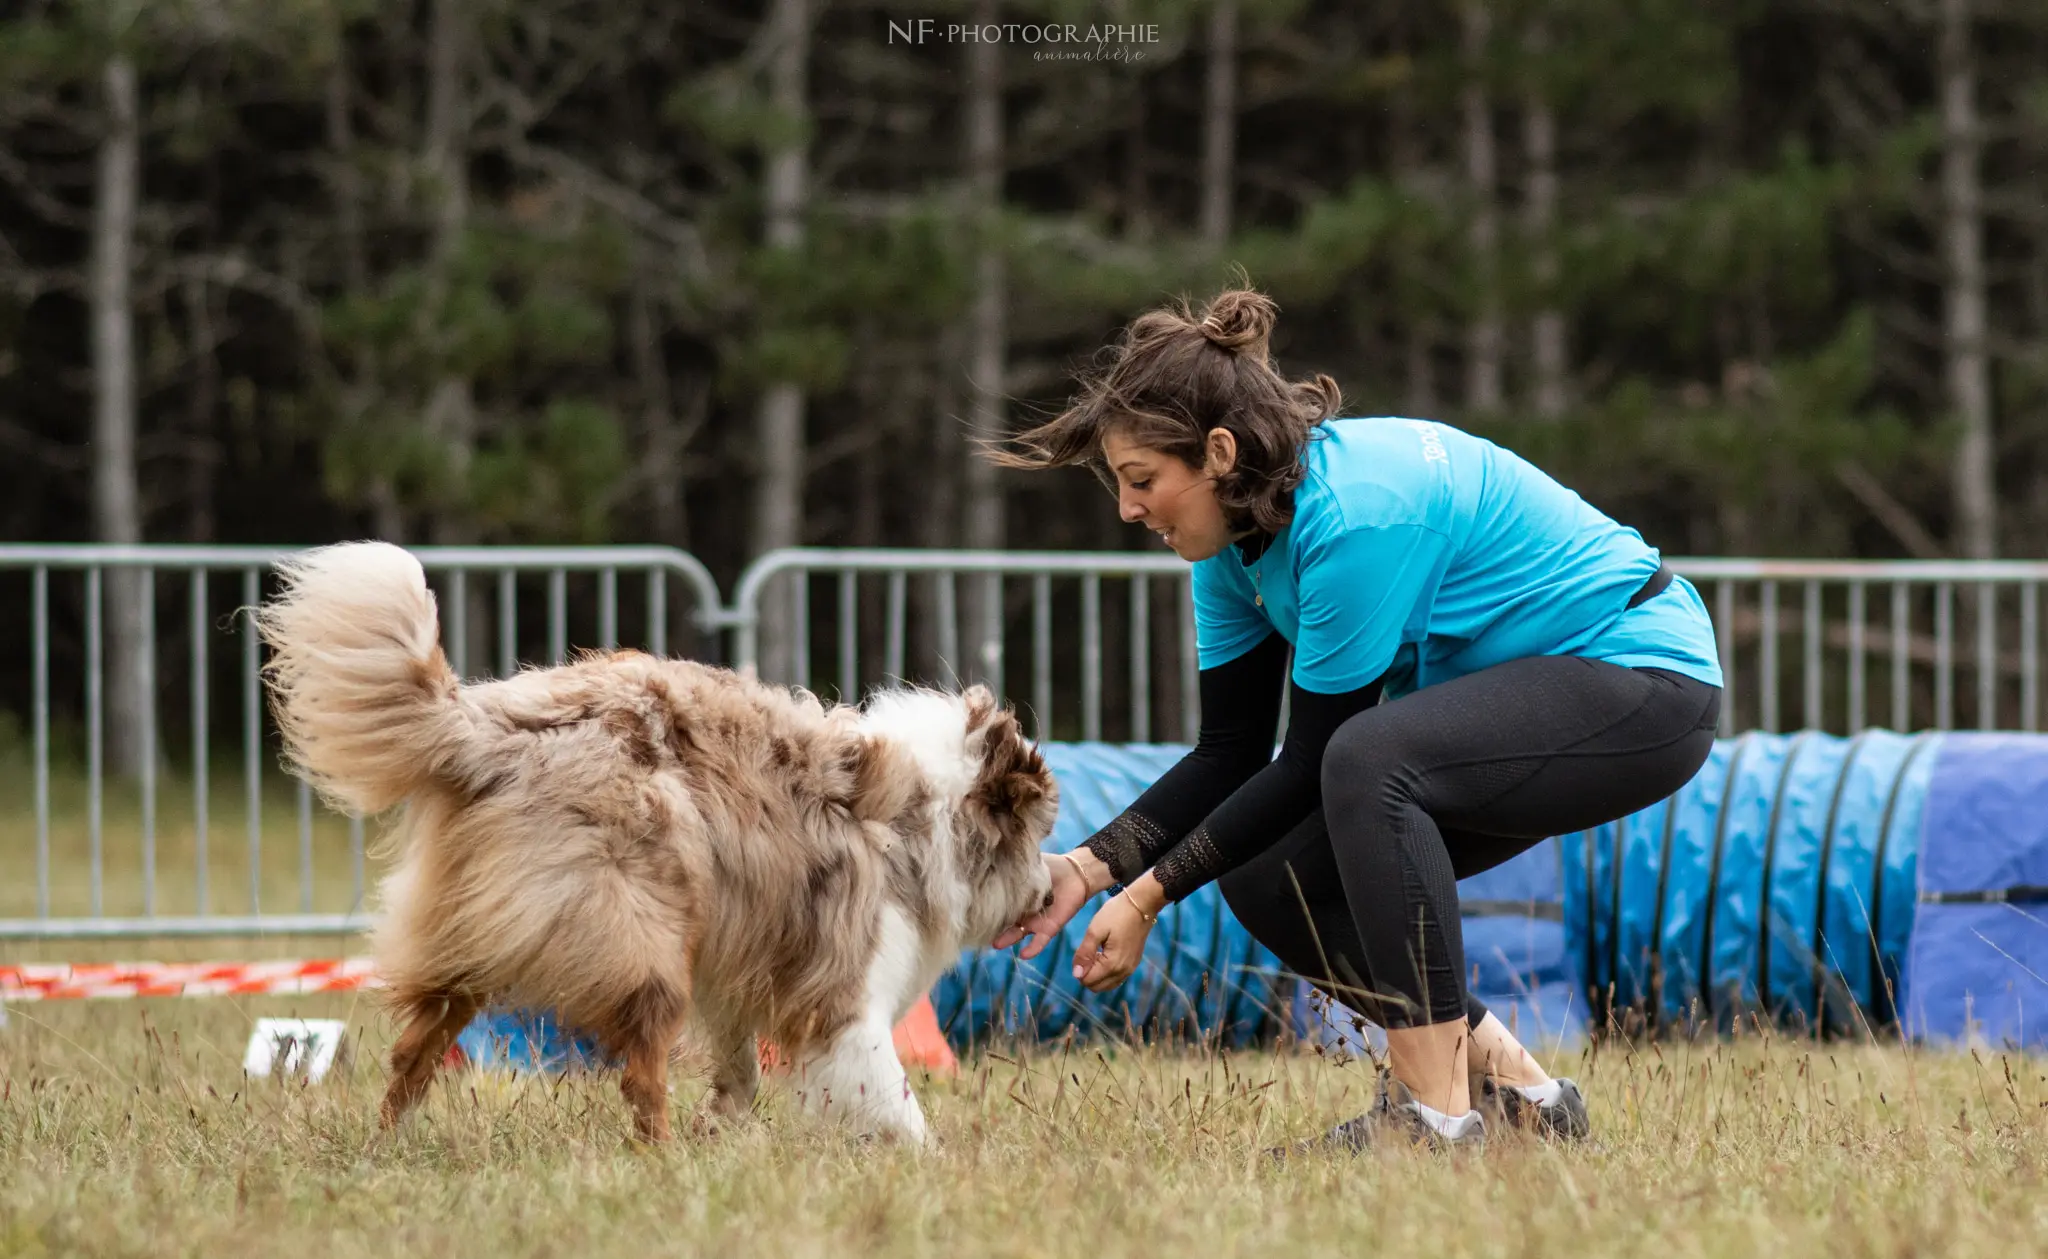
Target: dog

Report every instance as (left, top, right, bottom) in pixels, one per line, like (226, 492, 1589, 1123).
(255, 542, 1057, 1144)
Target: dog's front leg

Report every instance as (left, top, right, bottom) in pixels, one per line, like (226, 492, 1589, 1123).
(791, 1016, 928, 1145)
(691, 1020, 760, 1136)
(381, 991, 480, 1129)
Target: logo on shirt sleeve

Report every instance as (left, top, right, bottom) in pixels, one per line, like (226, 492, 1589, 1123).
(1405, 420, 1449, 465)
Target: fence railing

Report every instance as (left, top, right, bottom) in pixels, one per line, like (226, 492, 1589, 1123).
(0, 546, 722, 939)
(1677, 558, 2048, 737)
(6, 544, 2048, 939)
(732, 548, 1199, 744)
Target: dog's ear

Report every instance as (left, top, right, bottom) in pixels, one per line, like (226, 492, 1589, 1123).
(962, 684, 999, 737)
(969, 707, 1054, 821)
(843, 732, 923, 825)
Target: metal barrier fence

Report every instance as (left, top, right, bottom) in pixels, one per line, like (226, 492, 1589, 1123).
(0, 546, 722, 940)
(1679, 559, 2048, 736)
(732, 548, 1201, 744)
(738, 553, 2048, 743)
(7, 544, 2048, 939)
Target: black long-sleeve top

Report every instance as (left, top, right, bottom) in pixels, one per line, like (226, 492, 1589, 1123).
(1081, 535, 1386, 903)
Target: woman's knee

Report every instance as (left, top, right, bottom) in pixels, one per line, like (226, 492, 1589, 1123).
(1320, 711, 1412, 811)
(1217, 863, 1284, 937)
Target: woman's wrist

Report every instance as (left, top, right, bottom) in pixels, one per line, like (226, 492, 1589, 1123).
(1065, 845, 1117, 896)
(1081, 812, 1171, 885)
(1124, 872, 1169, 920)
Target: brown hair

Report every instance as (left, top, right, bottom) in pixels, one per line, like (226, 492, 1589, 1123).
(988, 286, 1342, 533)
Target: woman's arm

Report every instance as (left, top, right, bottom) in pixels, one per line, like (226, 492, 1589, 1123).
(1006, 629, 1290, 959)
(1138, 521, 1440, 902)
(1077, 631, 1290, 884)
(1143, 674, 1383, 903)
(1069, 673, 1383, 988)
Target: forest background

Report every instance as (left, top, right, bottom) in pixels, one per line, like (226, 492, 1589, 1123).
(4, 0, 2045, 752)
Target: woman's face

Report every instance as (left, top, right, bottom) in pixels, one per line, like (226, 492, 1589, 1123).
(1101, 427, 1242, 561)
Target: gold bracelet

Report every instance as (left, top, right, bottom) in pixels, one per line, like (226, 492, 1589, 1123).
(1118, 888, 1158, 926)
(1057, 850, 1089, 885)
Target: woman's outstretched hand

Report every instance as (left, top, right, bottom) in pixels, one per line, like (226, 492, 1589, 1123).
(992, 849, 1103, 957)
(1073, 877, 1164, 992)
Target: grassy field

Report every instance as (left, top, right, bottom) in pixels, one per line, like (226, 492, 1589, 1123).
(5, 762, 2047, 1256)
(0, 756, 370, 928)
(2, 993, 2045, 1259)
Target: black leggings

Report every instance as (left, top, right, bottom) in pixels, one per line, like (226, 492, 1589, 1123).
(1219, 656, 1720, 1029)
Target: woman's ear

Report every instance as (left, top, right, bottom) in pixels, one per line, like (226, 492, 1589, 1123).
(1204, 427, 1239, 477)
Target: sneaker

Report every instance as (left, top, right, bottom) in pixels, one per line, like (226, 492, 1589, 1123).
(1472, 1074, 1590, 1141)
(1271, 1073, 1487, 1159)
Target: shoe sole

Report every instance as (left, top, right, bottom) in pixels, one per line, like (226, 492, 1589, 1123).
(1482, 1077, 1590, 1141)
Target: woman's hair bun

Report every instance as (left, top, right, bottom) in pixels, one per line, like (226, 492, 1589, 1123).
(1196, 289, 1278, 357)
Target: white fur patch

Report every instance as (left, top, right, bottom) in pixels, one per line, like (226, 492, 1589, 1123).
(792, 905, 930, 1143)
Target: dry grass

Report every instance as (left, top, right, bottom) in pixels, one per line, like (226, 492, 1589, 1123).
(6, 762, 2048, 1256)
(2, 994, 2046, 1259)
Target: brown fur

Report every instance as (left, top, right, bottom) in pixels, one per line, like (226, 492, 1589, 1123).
(256, 542, 1057, 1142)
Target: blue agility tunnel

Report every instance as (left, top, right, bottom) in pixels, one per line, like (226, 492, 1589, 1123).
(930, 744, 1291, 1049)
(457, 731, 2048, 1067)
(1901, 735, 2048, 1048)
(929, 742, 1583, 1051)
(936, 732, 2048, 1052)
(1564, 730, 1937, 1037)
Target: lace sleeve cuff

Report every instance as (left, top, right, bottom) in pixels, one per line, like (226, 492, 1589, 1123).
(1151, 824, 1225, 904)
(1080, 810, 1172, 886)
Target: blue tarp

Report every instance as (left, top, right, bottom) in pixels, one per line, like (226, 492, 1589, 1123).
(456, 1007, 612, 1073)
(1455, 841, 1586, 1049)
(1903, 734, 2048, 1048)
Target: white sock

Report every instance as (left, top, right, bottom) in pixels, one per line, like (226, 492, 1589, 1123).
(1514, 1078, 1564, 1107)
(1407, 1097, 1482, 1137)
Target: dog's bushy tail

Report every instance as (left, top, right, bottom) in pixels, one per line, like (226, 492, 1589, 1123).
(256, 541, 471, 816)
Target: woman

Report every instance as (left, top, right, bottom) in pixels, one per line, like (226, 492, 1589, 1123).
(991, 288, 1722, 1150)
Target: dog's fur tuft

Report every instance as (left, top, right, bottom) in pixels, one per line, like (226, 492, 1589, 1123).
(257, 541, 1056, 1144)
(256, 543, 470, 816)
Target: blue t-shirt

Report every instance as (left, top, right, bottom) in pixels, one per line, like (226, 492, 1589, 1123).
(1194, 417, 1724, 697)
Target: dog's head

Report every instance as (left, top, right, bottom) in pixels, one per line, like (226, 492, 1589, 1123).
(956, 685, 1059, 943)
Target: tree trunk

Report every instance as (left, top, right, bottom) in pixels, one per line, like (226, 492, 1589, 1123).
(1524, 20, 1566, 419)
(851, 326, 889, 697)
(922, 326, 965, 685)
(326, 39, 404, 542)
(182, 275, 219, 543)
(630, 242, 689, 550)
(1199, 0, 1237, 249)
(751, 0, 812, 683)
(423, 0, 475, 550)
(1389, 69, 1436, 418)
(1461, 0, 1503, 414)
(1940, 0, 1994, 558)
(326, 49, 366, 295)
(421, 0, 490, 676)
(851, 318, 886, 551)
(1124, 79, 1150, 245)
(961, 0, 1007, 691)
(1405, 326, 1438, 418)
(93, 53, 147, 780)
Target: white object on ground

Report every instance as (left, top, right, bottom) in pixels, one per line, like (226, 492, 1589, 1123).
(242, 1017, 349, 1083)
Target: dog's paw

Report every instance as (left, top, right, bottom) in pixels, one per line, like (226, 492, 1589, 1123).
(689, 1108, 751, 1141)
(851, 1112, 931, 1149)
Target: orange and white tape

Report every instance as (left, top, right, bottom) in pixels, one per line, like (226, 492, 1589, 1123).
(0, 958, 960, 1073)
(0, 958, 383, 1002)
